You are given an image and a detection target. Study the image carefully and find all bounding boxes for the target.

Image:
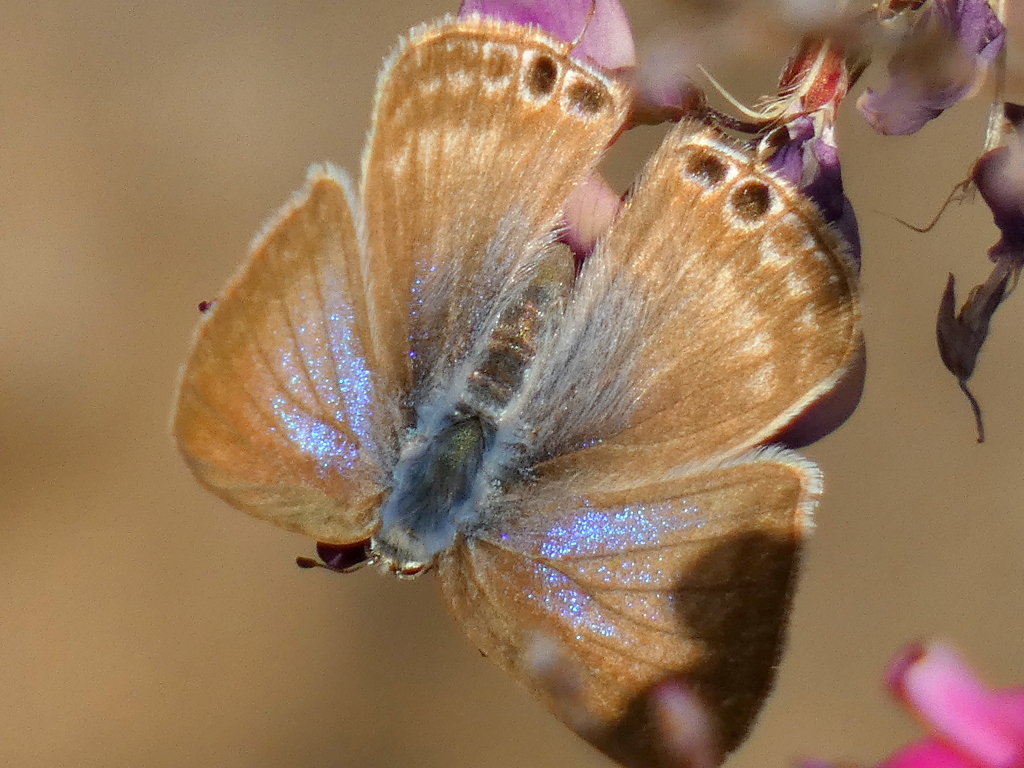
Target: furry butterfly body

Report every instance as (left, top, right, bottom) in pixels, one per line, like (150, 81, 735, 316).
(173, 15, 860, 765)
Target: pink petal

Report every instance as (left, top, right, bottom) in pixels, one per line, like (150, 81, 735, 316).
(881, 739, 981, 768)
(889, 644, 1024, 768)
(560, 173, 621, 259)
(993, 692, 1024, 739)
(459, 0, 636, 69)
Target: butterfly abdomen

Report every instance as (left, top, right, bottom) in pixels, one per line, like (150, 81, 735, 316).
(464, 245, 573, 417)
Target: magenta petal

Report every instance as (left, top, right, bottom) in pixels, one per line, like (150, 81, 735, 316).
(881, 739, 980, 768)
(993, 691, 1024, 742)
(459, 0, 636, 69)
(891, 644, 1024, 768)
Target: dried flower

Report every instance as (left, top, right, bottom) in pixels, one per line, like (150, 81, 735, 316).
(936, 102, 1024, 442)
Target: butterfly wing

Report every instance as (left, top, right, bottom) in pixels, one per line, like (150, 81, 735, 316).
(174, 19, 629, 543)
(438, 450, 817, 762)
(173, 167, 396, 544)
(520, 122, 861, 470)
(360, 16, 629, 400)
(437, 121, 861, 759)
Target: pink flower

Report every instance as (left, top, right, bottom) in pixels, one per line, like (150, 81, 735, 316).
(458, 0, 636, 70)
(883, 644, 1024, 768)
(811, 643, 1024, 768)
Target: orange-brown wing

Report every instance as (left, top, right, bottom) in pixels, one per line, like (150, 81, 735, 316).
(437, 450, 817, 764)
(173, 167, 397, 544)
(522, 123, 860, 470)
(360, 16, 629, 401)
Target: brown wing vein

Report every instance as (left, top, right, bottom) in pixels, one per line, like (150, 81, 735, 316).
(467, 550, 675, 676)
(266, 241, 333, 421)
(184, 376, 278, 462)
(308, 233, 354, 430)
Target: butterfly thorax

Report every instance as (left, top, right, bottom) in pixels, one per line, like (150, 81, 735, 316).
(372, 245, 575, 575)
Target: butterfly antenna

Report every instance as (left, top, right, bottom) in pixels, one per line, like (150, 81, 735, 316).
(569, 0, 598, 51)
(891, 180, 972, 233)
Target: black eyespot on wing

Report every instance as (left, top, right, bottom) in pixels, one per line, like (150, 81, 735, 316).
(731, 181, 773, 221)
(526, 55, 558, 97)
(683, 149, 727, 187)
(565, 80, 607, 115)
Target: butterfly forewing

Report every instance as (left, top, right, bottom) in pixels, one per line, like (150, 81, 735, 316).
(523, 123, 860, 468)
(437, 451, 818, 760)
(174, 167, 395, 544)
(361, 16, 629, 401)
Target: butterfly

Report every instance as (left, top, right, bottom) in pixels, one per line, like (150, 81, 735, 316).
(172, 14, 860, 766)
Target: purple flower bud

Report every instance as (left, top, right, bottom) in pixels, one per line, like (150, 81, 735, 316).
(936, 102, 1024, 442)
(857, 0, 1005, 135)
(973, 105, 1024, 264)
(935, 268, 1009, 443)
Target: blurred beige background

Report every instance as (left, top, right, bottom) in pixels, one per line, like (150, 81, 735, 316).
(2, 1, 1022, 766)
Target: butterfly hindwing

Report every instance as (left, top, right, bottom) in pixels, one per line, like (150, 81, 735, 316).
(437, 450, 818, 760)
(173, 167, 395, 544)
